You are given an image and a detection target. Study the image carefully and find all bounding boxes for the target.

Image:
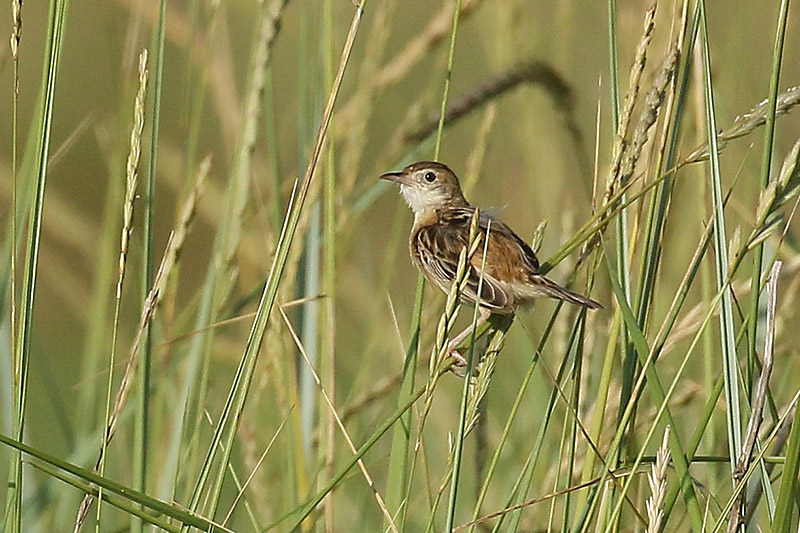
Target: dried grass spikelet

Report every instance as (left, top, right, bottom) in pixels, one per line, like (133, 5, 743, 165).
(684, 85, 800, 165)
(531, 220, 548, 255)
(74, 118, 212, 533)
(462, 102, 498, 195)
(10, 0, 22, 60)
(74, 153, 209, 529)
(429, 209, 483, 378)
(619, 45, 680, 186)
(75, 235, 176, 531)
(646, 425, 671, 533)
(749, 139, 800, 249)
(155, 155, 211, 298)
(414, 210, 483, 454)
(604, 2, 657, 204)
(224, 0, 290, 269)
(581, 4, 683, 261)
(464, 316, 510, 436)
(117, 49, 150, 298)
(74, 49, 149, 532)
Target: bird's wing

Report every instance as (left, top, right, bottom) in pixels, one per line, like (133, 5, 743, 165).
(415, 210, 512, 311)
(476, 211, 540, 274)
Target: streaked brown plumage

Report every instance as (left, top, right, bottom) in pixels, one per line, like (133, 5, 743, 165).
(381, 161, 601, 314)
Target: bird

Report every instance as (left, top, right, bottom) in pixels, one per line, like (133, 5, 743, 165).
(381, 161, 601, 365)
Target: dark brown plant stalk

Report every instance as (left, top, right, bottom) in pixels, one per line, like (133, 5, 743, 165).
(404, 59, 576, 144)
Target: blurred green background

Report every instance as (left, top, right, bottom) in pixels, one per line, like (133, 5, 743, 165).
(1, 0, 800, 531)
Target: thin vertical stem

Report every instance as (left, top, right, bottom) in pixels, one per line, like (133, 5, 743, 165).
(4, 0, 69, 528)
(746, 0, 789, 403)
(699, 0, 742, 473)
(322, 0, 337, 528)
(134, 2, 166, 530)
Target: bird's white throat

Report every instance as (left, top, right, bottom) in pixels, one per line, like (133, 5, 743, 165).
(400, 184, 447, 218)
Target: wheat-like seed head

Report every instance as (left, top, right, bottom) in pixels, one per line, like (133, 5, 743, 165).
(646, 425, 671, 533)
(684, 86, 800, 165)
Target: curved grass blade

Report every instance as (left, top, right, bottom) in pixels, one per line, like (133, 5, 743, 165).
(0, 433, 226, 531)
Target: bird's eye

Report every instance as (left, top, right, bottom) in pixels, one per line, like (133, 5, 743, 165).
(424, 171, 436, 182)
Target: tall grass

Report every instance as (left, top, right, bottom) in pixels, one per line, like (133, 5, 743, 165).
(2, 0, 800, 531)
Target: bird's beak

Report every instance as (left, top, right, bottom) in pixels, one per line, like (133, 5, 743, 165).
(380, 171, 412, 186)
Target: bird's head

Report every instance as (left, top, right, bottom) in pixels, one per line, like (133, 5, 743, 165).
(380, 161, 468, 216)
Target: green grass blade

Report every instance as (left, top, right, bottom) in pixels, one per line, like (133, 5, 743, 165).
(133, 2, 166, 530)
(385, 276, 424, 529)
(699, 0, 743, 474)
(178, 0, 288, 513)
(280, 380, 429, 531)
(771, 398, 800, 532)
(189, 4, 367, 525)
(445, 213, 488, 532)
(746, 7, 790, 521)
(3, 0, 70, 528)
(0, 433, 224, 531)
(588, 238, 704, 532)
(320, 0, 338, 526)
(747, 0, 790, 380)
(396, 0, 465, 525)
(28, 462, 181, 533)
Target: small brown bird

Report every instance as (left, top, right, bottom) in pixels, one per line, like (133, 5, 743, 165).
(381, 161, 601, 363)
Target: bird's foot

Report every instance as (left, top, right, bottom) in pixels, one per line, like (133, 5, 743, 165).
(447, 343, 468, 377)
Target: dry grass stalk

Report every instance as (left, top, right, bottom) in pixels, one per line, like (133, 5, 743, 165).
(462, 103, 497, 195)
(726, 261, 781, 532)
(75, 234, 171, 530)
(76, 51, 149, 528)
(10, 0, 22, 60)
(222, 414, 289, 527)
(74, 131, 209, 532)
(75, 164, 209, 526)
(661, 258, 800, 356)
(157, 155, 211, 297)
(224, 0, 290, 269)
(375, 0, 485, 89)
(415, 210, 483, 452)
(339, 0, 397, 192)
(683, 85, 800, 165)
(646, 425, 671, 533)
(161, 155, 212, 330)
(604, 2, 657, 204)
(279, 308, 400, 532)
(619, 45, 680, 186)
(464, 315, 511, 436)
(747, 139, 800, 250)
(744, 399, 796, 522)
(117, 49, 149, 299)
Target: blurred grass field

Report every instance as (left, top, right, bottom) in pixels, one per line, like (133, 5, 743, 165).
(2, 0, 800, 531)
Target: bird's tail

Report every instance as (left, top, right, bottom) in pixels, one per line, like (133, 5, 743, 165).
(532, 275, 603, 310)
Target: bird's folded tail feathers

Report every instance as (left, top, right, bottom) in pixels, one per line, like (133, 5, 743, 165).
(534, 275, 603, 310)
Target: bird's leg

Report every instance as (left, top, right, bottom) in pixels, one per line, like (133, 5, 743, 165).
(447, 308, 492, 368)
